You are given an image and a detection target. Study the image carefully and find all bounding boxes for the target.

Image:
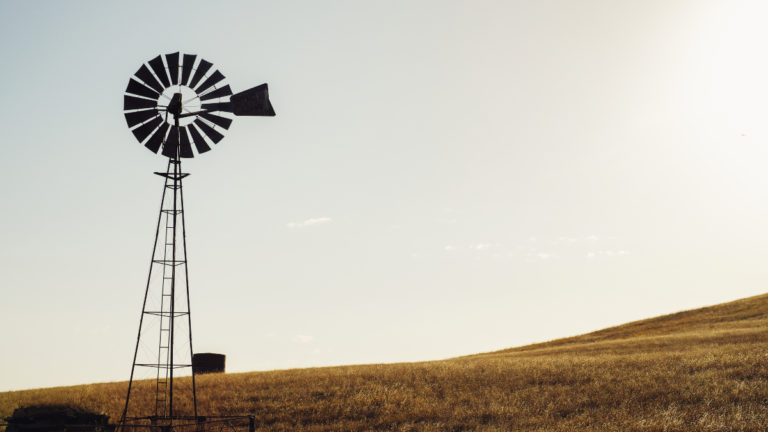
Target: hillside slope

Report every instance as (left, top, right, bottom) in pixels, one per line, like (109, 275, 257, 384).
(2, 294, 768, 431)
(498, 293, 768, 353)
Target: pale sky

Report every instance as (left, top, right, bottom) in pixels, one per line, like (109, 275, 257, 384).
(2, 1, 768, 392)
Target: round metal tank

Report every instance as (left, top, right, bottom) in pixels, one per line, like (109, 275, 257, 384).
(192, 353, 226, 374)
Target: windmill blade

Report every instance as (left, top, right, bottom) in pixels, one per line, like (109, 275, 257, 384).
(181, 54, 196, 85)
(162, 126, 180, 158)
(131, 116, 163, 143)
(124, 95, 158, 111)
(200, 112, 232, 130)
(125, 108, 159, 128)
(144, 122, 170, 153)
(134, 64, 165, 94)
(195, 70, 225, 94)
(166, 52, 180, 85)
(187, 123, 211, 154)
(199, 84, 232, 101)
(148, 55, 170, 89)
(126, 78, 160, 99)
(201, 102, 233, 113)
(179, 127, 194, 158)
(230, 84, 276, 116)
(188, 59, 212, 89)
(193, 118, 224, 144)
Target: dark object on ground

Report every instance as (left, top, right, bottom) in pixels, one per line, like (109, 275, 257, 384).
(193, 353, 226, 374)
(4, 405, 114, 432)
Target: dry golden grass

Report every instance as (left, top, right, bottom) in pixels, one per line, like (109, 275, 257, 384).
(3, 294, 768, 431)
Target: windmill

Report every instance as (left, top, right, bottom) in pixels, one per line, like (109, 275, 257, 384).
(118, 52, 274, 430)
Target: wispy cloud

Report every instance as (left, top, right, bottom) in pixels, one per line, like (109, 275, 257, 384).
(587, 250, 629, 259)
(286, 217, 332, 229)
(292, 334, 314, 344)
(527, 252, 553, 261)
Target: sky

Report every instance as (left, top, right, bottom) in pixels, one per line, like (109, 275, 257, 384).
(1, 0, 768, 392)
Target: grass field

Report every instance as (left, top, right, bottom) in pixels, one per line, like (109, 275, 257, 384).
(2, 294, 768, 431)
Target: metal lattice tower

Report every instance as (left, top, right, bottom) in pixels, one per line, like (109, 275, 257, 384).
(117, 52, 275, 429)
(120, 153, 196, 422)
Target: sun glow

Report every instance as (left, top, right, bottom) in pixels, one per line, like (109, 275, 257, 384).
(704, 2, 768, 140)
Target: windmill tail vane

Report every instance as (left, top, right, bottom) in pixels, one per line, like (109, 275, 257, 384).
(117, 52, 274, 431)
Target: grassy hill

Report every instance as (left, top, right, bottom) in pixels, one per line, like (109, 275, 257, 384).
(2, 294, 768, 431)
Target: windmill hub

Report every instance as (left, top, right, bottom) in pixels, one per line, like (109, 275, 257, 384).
(159, 86, 201, 126)
(167, 92, 184, 116)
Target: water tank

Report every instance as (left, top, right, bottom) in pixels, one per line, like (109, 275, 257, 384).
(192, 353, 226, 374)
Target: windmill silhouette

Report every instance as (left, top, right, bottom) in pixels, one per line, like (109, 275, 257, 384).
(119, 52, 274, 429)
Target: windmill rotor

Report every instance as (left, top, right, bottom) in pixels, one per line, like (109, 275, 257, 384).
(123, 52, 275, 158)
